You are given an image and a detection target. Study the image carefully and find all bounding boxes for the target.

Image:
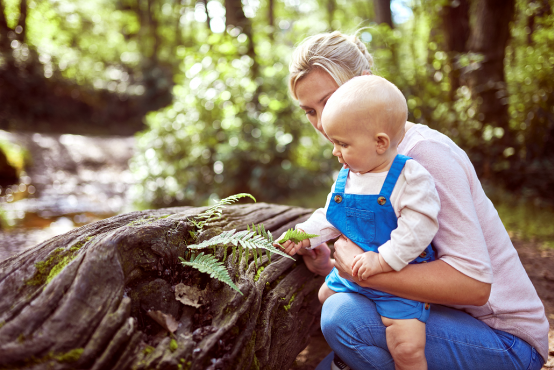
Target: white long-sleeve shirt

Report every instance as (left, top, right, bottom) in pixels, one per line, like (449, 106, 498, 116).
(297, 159, 441, 272)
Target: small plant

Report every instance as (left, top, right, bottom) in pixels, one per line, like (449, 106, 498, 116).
(180, 193, 316, 296)
(188, 228, 293, 260)
(190, 193, 256, 231)
(278, 229, 318, 245)
(179, 253, 242, 294)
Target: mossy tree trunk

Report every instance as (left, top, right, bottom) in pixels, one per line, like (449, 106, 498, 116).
(0, 203, 324, 370)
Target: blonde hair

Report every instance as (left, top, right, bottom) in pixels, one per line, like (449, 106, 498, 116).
(288, 31, 374, 100)
(325, 75, 407, 143)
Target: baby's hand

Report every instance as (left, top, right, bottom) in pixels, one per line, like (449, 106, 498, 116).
(351, 252, 393, 281)
(274, 229, 311, 256)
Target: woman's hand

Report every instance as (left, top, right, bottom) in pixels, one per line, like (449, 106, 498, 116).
(299, 243, 334, 276)
(333, 235, 364, 282)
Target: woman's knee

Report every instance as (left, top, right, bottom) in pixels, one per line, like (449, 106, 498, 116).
(321, 293, 381, 339)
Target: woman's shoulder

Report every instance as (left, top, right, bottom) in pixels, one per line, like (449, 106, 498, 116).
(400, 124, 472, 167)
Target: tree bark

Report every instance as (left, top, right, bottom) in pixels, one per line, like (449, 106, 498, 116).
(373, 0, 393, 29)
(464, 0, 515, 178)
(16, 0, 27, 42)
(0, 203, 323, 369)
(0, 0, 12, 53)
(201, 0, 211, 31)
(268, 0, 274, 40)
(440, 0, 470, 98)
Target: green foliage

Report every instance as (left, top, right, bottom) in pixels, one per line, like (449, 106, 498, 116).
(3, 0, 553, 204)
(129, 28, 336, 208)
(190, 193, 256, 230)
(0, 138, 29, 173)
(188, 228, 293, 261)
(486, 185, 554, 248)
(278, 229, 318, 245)
(179, 253, 242, 295)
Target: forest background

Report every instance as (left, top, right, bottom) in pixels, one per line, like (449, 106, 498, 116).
(0, 0, 554, 246)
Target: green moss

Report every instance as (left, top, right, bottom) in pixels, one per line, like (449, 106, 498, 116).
(142, 345, 155, 356)
(251, 354, 260, 370)
(169, 338, 178, 352)
(253, 266, 264, 282)
(0, 321, 5, 329)
(26, 237, 93, 287)
(17, 334, 25, 343)
(45, 255, 74, 284)
(53, 348, 83, 363)
(283, 293, 297, 312)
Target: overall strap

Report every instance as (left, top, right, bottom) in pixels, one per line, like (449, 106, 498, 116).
(380, 154, 411, 198)
(334, 167, 349, 193)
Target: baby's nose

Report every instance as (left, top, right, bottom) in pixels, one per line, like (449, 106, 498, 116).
(332, 146, 341, 157)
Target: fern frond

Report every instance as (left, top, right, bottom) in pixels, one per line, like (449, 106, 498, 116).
(278, 229, 318, 244)
(179, 253, 242, 295)
(188, 229, 294, 260)
(190, 193, 256, 230)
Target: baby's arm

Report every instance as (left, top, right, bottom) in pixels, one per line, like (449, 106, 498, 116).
(378, 160, 441, 271)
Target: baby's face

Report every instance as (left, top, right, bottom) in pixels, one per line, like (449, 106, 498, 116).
(322, 106, 384, 174)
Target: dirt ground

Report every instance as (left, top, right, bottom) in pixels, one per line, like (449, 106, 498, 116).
(292, 239, 554, 369)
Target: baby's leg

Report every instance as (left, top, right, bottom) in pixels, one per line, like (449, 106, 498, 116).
(318, 282, 337, 304)
(381, 317, 427, 370)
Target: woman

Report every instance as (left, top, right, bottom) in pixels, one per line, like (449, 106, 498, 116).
(288, 31, 548, 370)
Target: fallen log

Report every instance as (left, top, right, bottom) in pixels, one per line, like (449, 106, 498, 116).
(0, 203, 325, 370)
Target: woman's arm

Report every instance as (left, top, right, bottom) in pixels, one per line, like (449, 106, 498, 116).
(334, 236, 491, 306)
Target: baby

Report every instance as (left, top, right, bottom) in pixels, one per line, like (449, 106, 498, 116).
(276, 75, 441, 370)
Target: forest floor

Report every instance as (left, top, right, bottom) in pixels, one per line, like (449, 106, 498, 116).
(291, 238, 554, 370)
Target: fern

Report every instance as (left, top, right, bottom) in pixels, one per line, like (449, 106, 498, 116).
(190, 193, 256, 230)
(188, 228, 294, 260)
(179, 253, 242, 295)
(278, 229, 318, 244)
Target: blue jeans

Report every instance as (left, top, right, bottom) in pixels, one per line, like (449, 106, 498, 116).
(318, 293, 544, 370)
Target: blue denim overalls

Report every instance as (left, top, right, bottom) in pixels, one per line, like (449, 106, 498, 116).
(325, 154, 435, 322)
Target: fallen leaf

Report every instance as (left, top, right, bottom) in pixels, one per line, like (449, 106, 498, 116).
(147, 310, 179, 333)
(175, 283, 204, 308)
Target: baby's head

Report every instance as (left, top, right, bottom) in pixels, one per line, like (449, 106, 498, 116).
(321, 75, 408, 173)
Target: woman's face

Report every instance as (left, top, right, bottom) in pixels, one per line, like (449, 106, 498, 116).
(295, 68, 339, 141)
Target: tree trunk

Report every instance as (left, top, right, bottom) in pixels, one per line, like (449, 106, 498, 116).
(0, 203, 324, 370)
(225, 0, 258, 81)
(201, 0, 211, 31)
(268, 0, 274, 40)
(373, 0, 393, 29)
(464, 0, 515, 178)
(16, 0, 27, 42)
(440, 0, 470, 99)
(327, 0, 336, 28)
(0, 0, 12, 53)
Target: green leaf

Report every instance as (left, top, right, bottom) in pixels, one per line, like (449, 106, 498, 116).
(190, 193, 256, 230)
(188, 228, 293, 260)
(180, 253, 242, 295)
(278, 229, 318, 244)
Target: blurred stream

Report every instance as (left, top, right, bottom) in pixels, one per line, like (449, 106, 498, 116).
(0, 131, 137, 261)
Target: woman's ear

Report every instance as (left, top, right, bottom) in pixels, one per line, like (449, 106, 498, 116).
(375, 133, 390, 154)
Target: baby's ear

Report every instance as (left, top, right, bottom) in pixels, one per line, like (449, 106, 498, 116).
(375, 133, 390, 153)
